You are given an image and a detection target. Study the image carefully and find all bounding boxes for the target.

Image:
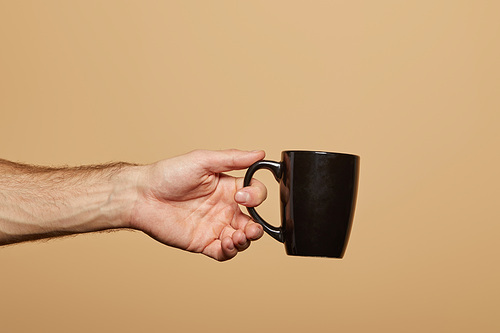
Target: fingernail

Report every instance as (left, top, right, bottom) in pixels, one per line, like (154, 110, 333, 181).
(227, 241, 235, 250)
(235, 191, 250, 203)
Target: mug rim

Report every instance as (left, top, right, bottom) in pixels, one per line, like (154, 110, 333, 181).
(283, 150, 359, 158)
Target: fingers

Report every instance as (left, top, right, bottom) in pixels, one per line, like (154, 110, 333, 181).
(244, 221, 264, 241)
(212, 221, 264, 261)
(219, 233, 247, 261)
(220, 237, 238, 260)
(234, 177, 267, 207)
(196, 149, 265, 173)
(232, 229, 251, 251)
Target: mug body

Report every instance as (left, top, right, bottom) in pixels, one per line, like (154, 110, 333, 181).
(280, 151, 359, 257)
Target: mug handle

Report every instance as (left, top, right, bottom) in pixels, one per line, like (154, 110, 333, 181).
(243, 160, 284, 243)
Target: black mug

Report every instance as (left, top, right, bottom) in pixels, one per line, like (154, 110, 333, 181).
(244, 151, 360, 258)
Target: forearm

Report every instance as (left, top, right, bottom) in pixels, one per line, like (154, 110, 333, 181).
(0, 159, 140, 245)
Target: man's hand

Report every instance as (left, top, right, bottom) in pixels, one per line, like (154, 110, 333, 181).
(129, 149, 267, 261)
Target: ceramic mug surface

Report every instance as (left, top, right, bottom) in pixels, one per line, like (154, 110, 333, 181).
(244, 150, 359, 258)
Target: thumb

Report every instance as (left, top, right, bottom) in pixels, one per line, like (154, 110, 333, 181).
(200, 149, 265, 173)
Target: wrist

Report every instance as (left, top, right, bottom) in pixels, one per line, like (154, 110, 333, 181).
(107, 165, 143, 229)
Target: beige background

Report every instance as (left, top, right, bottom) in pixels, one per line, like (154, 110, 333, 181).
(1, 1, 499, 332)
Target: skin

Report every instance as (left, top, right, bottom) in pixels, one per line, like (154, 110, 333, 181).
(0, 149, 267, 261)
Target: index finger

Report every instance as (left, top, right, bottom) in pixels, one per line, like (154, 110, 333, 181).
(199, 149, 265, 173)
